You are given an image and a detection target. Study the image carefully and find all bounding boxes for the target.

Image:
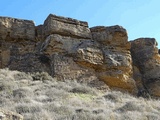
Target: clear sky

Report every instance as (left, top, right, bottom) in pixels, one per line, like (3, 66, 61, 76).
(0, 0, 160, 48)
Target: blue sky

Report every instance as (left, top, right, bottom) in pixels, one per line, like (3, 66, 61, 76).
(0, 0, 160, 48)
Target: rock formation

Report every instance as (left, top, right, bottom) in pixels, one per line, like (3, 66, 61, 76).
(90, 26, 135, 92)
(130, 38, 160, 97)
(0, 14, 160, 97)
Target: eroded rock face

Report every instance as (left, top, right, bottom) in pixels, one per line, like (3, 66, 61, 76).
(131, 38, 160, 97)
(43, 14, 92, 39)
(90, 25, 128, 46)
(0, 17, 50, 73)
(40, 34, 88, 55)
(74, 40, 104, 70)
(90, 25, 136, 93)
(39, 23, 136, 92)
(0, 17, 35, 41)
(1, 14, 160, 97)
(0, 15, 137, 93)
(0, 17, 36, 69)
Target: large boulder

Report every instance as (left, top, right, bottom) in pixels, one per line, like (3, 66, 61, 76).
(40, 34, 88, 55)
(90, 25, 128, 46)
(39, 34, 108, 89)
(43, 14, 92, 39)
(74, 40, 104, 70)
(0, 17, 35, 41)
(131, 38, 160, 97)
(90, 25, 136, 93)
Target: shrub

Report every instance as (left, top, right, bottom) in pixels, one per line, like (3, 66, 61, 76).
(31, 72, 53, 81)
(15, 103, 41, 114)
(115, 102, 143, 112)
(70, 85, 97, 95)
(0, 80, 17, 92)
(13, 87, 33, 99)
(14, 72, 32, 81)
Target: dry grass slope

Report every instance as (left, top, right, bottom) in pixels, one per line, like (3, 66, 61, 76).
(0, 68, 160, 120)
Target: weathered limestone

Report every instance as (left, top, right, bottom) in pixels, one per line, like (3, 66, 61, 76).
(39, 23, 136, 93)
(0, 14, 160, 97)
(74, 40, 104, 70)
(43, 14, 92, 39)
(90, 25, 128, 46)
(0, 109, 23, 120)
(0, 17, 36, 69)
(0, 41, 36, 68)
(52, 54, 97, 80)
(90, 25, 136, 93)
(40, 34, 88, 55)
(131, 38, 160, 97)
(0, 17, 35, 41)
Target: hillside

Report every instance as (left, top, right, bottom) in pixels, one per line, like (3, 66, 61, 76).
(0, 68, 160, 120)
(0, 14, 160, 120)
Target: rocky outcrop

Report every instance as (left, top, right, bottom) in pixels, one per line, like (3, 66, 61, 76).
(38, 16, 107, 89)
(39, 21, 136, 92)
(90, 25, 128, 46)
(0, 109, 23, 120)
(90, 26, 136, 93)
(74, 40, 104, 70)
(43, 14, 92, 39)
(40, 34, 88, 55)
(0, 17, 35, 41)
(130, 38, 160, 97)
(0, 14, 160, 97)
(0, 17, 36, 69)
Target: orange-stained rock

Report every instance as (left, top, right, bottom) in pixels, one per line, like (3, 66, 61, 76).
(5, 14, 160, 96)
(39, 34, 108, 90)
(74, 40, 104, 70)
(131, 38, 160, 97)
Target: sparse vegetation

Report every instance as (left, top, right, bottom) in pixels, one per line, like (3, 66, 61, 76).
(0, 68, 160, 120)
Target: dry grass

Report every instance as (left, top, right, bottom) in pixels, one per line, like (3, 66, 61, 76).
(0, 68, 160, 120)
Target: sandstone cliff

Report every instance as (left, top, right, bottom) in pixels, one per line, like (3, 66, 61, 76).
(0, 14, 160, 97)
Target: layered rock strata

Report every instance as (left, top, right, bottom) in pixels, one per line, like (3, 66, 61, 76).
(131, 38, 160, 97)
(0, 14, 160, 96)
(90, 26, 136, 92)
